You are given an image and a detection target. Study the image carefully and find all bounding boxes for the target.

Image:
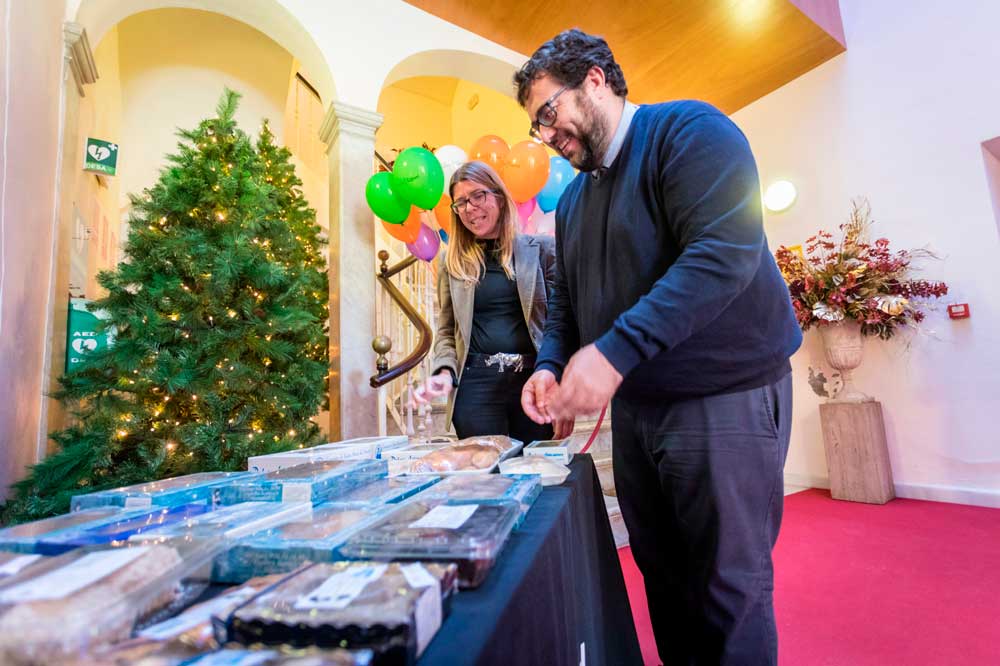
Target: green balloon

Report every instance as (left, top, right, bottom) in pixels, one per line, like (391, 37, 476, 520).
(365, 172, 409, 223)
(392, 147, 444, 210)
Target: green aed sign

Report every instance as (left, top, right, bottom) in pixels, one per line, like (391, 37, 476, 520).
(66, 298, 113, 372)
(83, 138, 119, 175)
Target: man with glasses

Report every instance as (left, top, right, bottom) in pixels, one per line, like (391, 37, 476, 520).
(515, 29, 802, 665)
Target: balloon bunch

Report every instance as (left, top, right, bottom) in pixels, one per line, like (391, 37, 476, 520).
(365, 147, 445, 261)
(366, 137, 577, 262)
(466, 135, 576, 236)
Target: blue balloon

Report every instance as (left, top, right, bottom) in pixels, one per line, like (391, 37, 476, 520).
(536, 156, 576, 213)
(439, 229, 449, 243)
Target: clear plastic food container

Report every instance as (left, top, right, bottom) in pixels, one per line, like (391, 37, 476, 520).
(32, 504, 214, 555)
(217, 561, 458, 665)
(219, 460, 386, 505)
(323, 476, 440, 507)
(0, 538, 221, 665)
(338, 500, 519, 588)
(408, 474, 541, 527)
(0, 507, 124, 554)
(213, 504, 390, 584)
(71, 472, 254, 512)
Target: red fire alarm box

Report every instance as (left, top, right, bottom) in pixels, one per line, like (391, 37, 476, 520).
(947, 303, 970, 319)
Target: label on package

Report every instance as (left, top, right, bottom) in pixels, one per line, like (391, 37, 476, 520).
(0, 554, 42, 577)
(294, 564, 387, 610)
(408, 504, 478, 530)
(0, 547, 150, 603)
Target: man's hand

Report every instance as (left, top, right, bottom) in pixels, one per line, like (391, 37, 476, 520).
(410, 370, 454, 408)
(521, 369, 558, 424)
(546, 344, 622, 419)
(553, 417, 575, 439)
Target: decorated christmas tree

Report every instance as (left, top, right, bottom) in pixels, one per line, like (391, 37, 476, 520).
(3, 90, 329, 521)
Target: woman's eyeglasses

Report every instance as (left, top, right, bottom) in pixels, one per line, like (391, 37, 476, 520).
(450, 189, 496, 214)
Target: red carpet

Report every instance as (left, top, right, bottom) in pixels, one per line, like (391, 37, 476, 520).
(619, 489, 1000, 665)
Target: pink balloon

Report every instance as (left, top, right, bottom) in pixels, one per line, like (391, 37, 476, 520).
(516, 198, 536, 226)
(528, 208, 556, 236)
(406, 223, 441, 261)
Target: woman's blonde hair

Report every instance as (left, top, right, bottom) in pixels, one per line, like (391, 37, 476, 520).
(444, 161, 519, 284)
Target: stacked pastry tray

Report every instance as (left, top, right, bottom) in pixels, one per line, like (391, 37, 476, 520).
(219, 460, 387, 505)
(71, 472, 254, 511)
(338, 500, 520, 588)
(212, 503, 391, 583)
(216, 560, 458, 666)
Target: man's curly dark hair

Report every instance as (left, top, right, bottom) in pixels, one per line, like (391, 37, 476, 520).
(514, 29, 628, 107)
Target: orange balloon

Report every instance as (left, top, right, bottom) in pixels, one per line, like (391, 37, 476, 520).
(382, 206, 422, 244)
(503, 140, 551, 202)
(433, 194, 454, 235)
(469, 135, 510, 171)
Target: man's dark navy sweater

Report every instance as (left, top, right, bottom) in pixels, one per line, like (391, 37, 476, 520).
(535, 101, 802, 401)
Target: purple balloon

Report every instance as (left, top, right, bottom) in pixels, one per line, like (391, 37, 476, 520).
(407, 223, 441, 262)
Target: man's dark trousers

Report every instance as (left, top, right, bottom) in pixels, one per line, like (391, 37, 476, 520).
(612, 372, 793, 665)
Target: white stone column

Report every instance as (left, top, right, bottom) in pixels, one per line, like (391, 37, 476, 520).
(319, 102, 383, 439)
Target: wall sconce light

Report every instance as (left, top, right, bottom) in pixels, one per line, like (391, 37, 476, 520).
(763, 180, 797, 213)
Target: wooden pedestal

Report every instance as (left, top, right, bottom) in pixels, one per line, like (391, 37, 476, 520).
(819, 401, 895, 504)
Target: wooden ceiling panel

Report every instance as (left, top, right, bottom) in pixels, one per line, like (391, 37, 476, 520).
(403, 0, 845, 113)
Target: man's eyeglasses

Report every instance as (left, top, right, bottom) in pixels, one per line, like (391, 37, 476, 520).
(529, 86, 569, 140)
(450, 189, 496, 214)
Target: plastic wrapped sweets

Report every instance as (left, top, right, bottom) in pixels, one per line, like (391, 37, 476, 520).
(0, 541, 214, 665)
(218, 561, 458, 666)
(213, 504, 390, 583)
(71, 472, 253, 512)
(408, 474, 541, 526)
(0, 507, 123, 554)
(323, 476, 440, 507)
(69, 573, 289, 665)
(219, 460, 386, 505)
(32, 503, 213, 555)
(130, 502, 313, 543)
(339, 500, 519, 588)
(405, 436, 521, 474)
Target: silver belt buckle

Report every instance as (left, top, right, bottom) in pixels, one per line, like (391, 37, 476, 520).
(485, 353, 524, 373)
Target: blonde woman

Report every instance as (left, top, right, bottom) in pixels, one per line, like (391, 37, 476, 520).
(413, 161, 573, 442)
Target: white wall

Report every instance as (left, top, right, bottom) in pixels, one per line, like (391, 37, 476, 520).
(733, 0, 1000, 506)
(116, 9, 293, 207)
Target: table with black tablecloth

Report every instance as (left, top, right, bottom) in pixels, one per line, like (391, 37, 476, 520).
(418, 454, 643, 666)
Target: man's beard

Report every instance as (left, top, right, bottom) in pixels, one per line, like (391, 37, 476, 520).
(568, 92, 611, 172)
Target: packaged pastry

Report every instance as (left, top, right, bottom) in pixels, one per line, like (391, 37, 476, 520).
(218, 562, 457, 665)
(323, 476, 440, 507)
(408, 475, 541, 526)
(34, 504, 213, 555)
(130, 502, 313, 543)
(0, 542, 207, 665)
(213, 504, 390, 583)
(338, 500, 518, 587)
(0, 507, 123, 553)
(71, 472, 253, 512)
(219, 461, 386, 505)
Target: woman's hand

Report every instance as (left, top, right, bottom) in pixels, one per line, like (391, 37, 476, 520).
(410, 370, 454, 407)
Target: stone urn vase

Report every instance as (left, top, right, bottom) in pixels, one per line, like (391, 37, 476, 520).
(819, 320, 873, 403)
